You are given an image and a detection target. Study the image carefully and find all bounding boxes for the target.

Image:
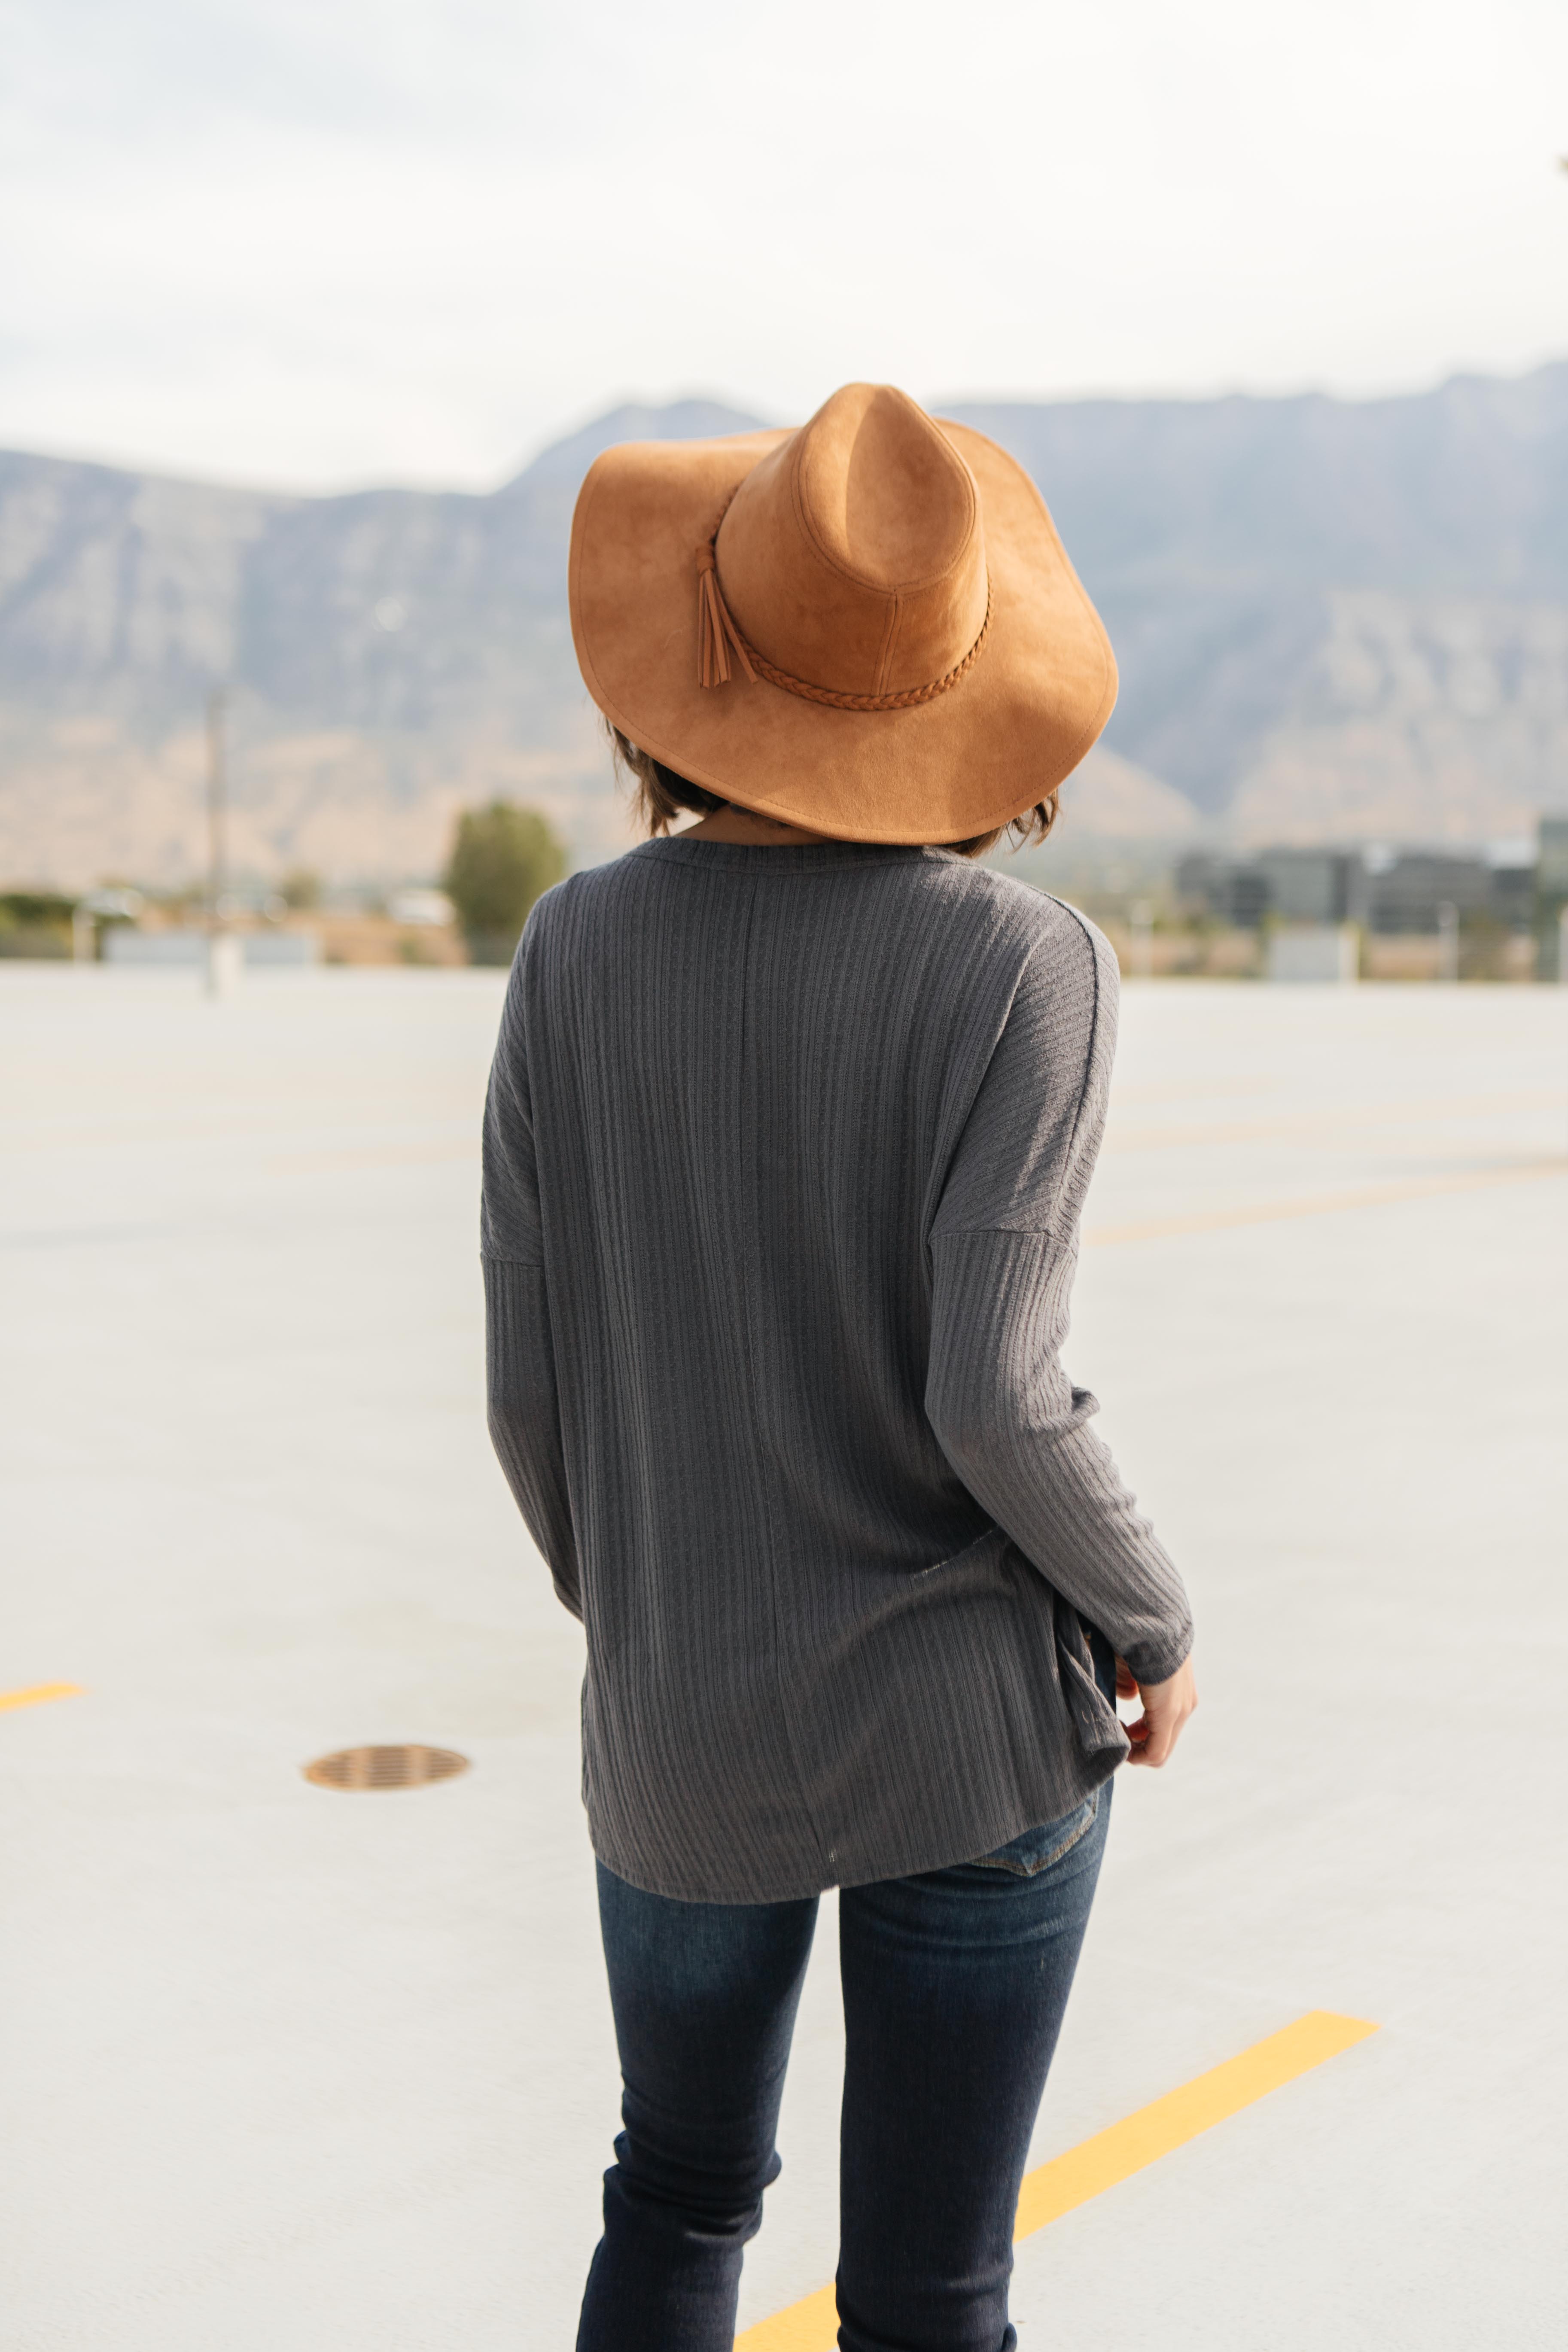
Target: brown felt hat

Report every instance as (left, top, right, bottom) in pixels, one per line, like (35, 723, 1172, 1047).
(568, 382, 1117, 845)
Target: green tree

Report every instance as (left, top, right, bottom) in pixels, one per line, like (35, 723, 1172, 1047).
(0, 890, 74, 960)
(442, 801, 567, 964)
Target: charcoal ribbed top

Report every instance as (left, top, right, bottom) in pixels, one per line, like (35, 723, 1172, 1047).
(481, 837, 1192, 1902)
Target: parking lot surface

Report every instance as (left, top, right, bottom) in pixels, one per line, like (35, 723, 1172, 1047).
(4, 963, 1565, 2350)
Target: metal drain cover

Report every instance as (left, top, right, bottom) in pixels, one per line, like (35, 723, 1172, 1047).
(303, 1743, 470, 1791)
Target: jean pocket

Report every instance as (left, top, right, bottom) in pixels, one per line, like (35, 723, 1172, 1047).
(968, 1792, 1100, 1877)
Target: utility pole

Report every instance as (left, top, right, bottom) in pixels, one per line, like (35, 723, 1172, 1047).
(205, 686, 240, 995)
(207, 685, 227, 921)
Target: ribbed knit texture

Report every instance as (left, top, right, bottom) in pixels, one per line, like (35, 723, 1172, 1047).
(482, 838, 1192, 1902)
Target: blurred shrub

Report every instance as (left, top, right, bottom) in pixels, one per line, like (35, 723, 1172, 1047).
(280, 868, 323, 910)
(0, 890, 73, 959)
(442, 803, 566, 965)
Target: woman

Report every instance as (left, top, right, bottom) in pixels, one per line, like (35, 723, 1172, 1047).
(482, 383, 1196, 2352)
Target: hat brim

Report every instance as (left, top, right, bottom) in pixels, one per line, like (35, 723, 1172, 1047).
(568, 420, 1117, 845)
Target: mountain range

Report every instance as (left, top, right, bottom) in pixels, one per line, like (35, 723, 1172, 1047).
(3, 366, 1566, 887)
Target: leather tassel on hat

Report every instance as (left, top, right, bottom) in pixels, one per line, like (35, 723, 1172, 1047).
(695, 541, 757, 689)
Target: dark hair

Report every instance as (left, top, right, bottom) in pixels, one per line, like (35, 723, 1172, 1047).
(607, 722, 1057, 859)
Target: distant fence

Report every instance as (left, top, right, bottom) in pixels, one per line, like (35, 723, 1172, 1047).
(104, 929, 320, 968)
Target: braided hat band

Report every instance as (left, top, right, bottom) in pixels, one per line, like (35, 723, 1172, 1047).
(568, 386, 1120, 841)
(694, 515, 993, 713)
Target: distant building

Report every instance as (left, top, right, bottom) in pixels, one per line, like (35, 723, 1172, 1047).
(1540, 815, 1568, 903)
(1538, 816, 1568, 979)
(1176, 848, 1356, 931)
(1173, 854, 1223, 914)
(1174, 854, 1271, 929)
(1254, 848, 1360, 923)
(1486, 854, 1538, 932)
(1178, 835, 1553, 938)
(1362, 853, 1492, 935)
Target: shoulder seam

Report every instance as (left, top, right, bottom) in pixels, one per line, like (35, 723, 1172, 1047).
(1044, 896, 1110, 1224)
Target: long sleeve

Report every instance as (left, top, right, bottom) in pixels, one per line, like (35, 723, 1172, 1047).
(484, 1258, 582, 1620)
(925, 907, 1193, 1685)
(480, 929, 582, 1619)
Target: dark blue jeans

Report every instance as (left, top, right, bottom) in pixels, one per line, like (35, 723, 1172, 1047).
(577, 1780, 1111, 2352)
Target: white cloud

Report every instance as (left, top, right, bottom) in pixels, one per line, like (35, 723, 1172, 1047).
(2, 0, 1565, 487)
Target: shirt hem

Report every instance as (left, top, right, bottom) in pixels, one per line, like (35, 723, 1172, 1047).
(585, 1748, 1123, 1906)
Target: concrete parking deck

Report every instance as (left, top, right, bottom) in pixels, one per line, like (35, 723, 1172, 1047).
(3, 963, 1566, 2350)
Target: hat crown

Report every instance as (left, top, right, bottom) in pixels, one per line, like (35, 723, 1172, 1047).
(716, 385, 989, 700)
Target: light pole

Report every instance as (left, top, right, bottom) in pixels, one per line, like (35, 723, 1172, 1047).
(1436, 900, 1459, 984)
(205, 686, 241, 995)
(207, 686, 226, 916)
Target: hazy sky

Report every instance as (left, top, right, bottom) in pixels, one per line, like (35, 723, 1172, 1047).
(4, 0, 1566, 489)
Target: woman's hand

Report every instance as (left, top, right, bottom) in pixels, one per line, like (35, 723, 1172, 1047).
(1114, 1655, 1197, 1768)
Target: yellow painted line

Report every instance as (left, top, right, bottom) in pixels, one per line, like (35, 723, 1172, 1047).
(738, 2282, 840, 2352)
(0, 1681, 84, 1713)
(1009, 2009, 1377, 2238)
(1104, 1087, 1563, 1154)
(735, 2010, 1378, 2352)
(1085, 1156, 1568, 1248)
